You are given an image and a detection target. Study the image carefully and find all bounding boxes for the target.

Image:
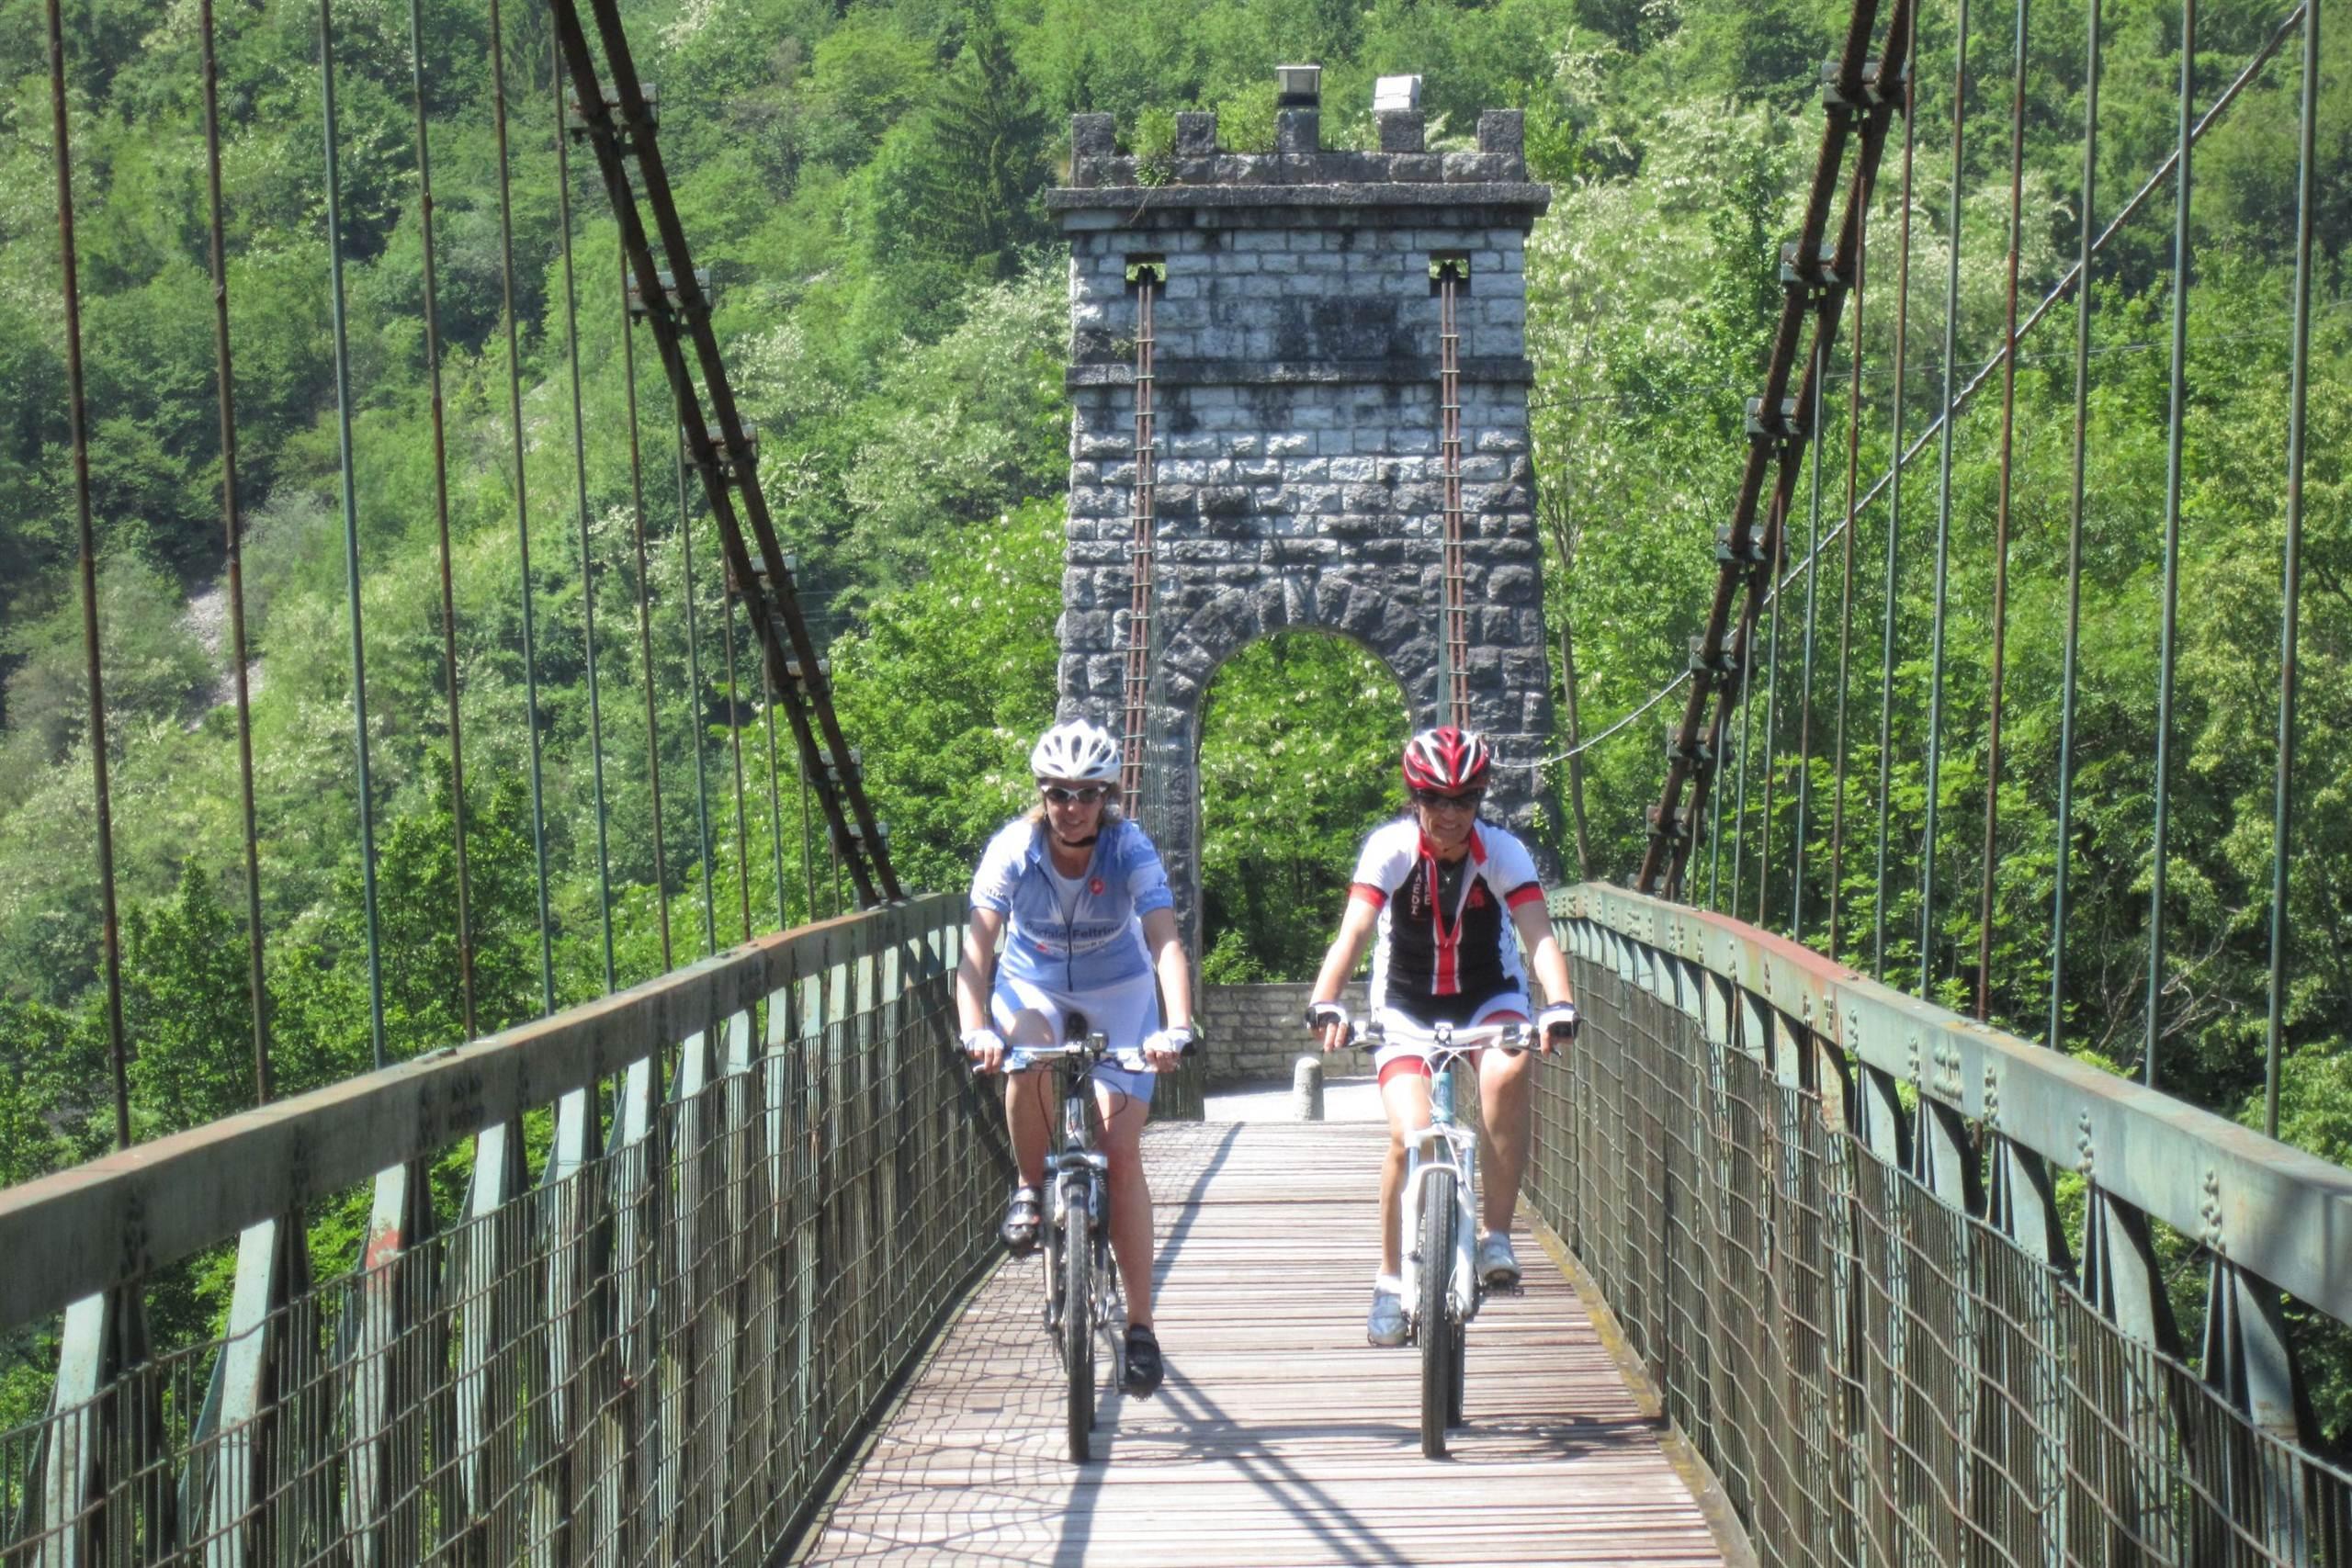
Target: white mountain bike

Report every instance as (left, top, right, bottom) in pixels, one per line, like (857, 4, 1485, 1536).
(1356, 1015, 1533, 1459)
(978, 1033, 1148, 1462)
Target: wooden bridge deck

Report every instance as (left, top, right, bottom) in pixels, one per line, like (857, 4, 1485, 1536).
(797, 1090, 1731, 1565)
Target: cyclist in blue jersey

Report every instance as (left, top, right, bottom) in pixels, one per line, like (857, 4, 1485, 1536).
(956, 718, 1196, 1397)
(1305, 727, 1580, 1347)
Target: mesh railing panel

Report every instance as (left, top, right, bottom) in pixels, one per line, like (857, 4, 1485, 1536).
(1, 896, 998, 1565)
(1535, 911, 2352, 1567)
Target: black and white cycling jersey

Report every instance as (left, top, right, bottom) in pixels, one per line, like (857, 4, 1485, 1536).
(1347, 816, 1546, 1026)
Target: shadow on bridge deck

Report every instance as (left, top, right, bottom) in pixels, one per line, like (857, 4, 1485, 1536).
(792, 1090, 1732, 1565)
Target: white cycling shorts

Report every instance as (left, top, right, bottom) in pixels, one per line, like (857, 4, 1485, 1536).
(1369, 994, 1532, 1081)
(990, 967, 1159, 1105)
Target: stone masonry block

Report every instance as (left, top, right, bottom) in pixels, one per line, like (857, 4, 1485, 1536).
(1175, 111, 1217, 154)
(1072, 112, 1115, 156)
(1377, 110, 1426, 152)
(1476, 109, 1524, 157)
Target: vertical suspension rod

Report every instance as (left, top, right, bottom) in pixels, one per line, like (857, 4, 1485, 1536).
(47, 0, 130, 1148)
(1439, 261, 1471, 728)
(321, 0, 388, 1067)
(1829, 154, 1870, 960)
(2146, 0, 2197, 1089)
(1120, 265, 1160, 817)
(2265, 0, 2318, 1137)
(201, 0, 277, 1088)
(488, 0, 557, 1012)
(1978, 0, 2031, 1022)
(620, 248, 671, 973)
(1918, 0, 1970, 1002)
(554, 58, 616, 993)
(679, 435, 716, 954)
(2051, 0, 2102, 1053)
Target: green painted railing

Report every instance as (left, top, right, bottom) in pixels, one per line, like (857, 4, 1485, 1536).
(0, 895, 1001, 1565)
(1535, 884, 2352, 1566)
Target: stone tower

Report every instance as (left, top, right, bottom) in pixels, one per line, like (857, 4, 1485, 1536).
(1049, 73, 1556, 943)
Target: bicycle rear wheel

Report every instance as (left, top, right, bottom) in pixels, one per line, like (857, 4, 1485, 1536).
(1418, 1167, 1458, 1458)
(1064, 1197, 1095, 1462)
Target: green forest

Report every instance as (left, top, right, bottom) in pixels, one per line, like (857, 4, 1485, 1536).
(0, 0, 2346, 1444)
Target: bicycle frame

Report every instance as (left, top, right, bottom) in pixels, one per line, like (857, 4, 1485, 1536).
(1376, 1022, 1522, 1330)
(1400, 1055, 1483, 1326)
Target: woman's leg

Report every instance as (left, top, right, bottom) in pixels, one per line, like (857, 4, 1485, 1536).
(1376, 1068, 1434, 1277)
(1093, 1087, 1155, 1326)
(998, 1005, 1058, 1188)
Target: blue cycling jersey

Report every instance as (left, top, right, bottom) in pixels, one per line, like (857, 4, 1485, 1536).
(969, 817, 1174, 989)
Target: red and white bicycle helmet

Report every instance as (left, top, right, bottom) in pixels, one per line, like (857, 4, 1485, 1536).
(1400, 726, 1491, 795)
(1030, 718, 1121, 784)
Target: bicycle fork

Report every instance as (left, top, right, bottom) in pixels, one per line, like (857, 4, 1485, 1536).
(1399, 1130, 1480, 1329)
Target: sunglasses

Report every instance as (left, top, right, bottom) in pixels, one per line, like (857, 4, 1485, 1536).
(1040, 784, 1110, 806)
(1413, 790, 1483, 813)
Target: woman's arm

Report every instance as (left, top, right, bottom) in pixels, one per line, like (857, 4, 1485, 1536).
(1307, 896, 1382, 1051)
(1140, 907, 1192, 1030)
(956, 907, 1006, 1068)
(1509, 897, 1575, 1010)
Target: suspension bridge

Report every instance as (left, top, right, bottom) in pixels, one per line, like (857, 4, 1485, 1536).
(3, 0, 2348, 1561)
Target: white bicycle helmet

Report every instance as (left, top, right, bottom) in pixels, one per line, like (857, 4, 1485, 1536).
(1030, 718, 1121, 784)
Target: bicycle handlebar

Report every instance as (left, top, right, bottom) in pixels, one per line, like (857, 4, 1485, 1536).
(964, 1032, 1182, 1075)
(1352, 1018, 1533, 1055)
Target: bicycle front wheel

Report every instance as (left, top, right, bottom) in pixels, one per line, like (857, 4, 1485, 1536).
(1064, 1200, 1095, 1462)
(1418, 1166, 1458, 1458)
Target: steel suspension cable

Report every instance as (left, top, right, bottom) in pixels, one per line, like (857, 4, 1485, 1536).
(548, 0, 899, 906)
(320, 0, 387, 1067)
(2265, 0, 2319, 1137)
(1647, 0, 1912, 897)
(200, 0, 275, 1092)
(2145, 0, 2198, 1090)
(1919, 0, 1970, 1003)
(678, 435, 717, 955)
(1979, 0, 2030, 1023)
(488, 0, 556, 1012)
(47, 0, 130, 1148)
(620, 250, 671, 974)
(553, 56, 616, 994)
(1876, 5, 1920, 983)
(2050, 0, 2102, 1055)
(1603, 5, 2300, 892)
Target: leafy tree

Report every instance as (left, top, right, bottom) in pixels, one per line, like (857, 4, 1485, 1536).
(1198, 633, 1408, 982)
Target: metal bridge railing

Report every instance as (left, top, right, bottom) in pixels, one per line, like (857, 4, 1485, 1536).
(1537, 884, 2352, 1567)
(0, 894, 990, 1565)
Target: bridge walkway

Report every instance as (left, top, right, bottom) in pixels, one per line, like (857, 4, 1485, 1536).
(795, 1081, 1732, 1565)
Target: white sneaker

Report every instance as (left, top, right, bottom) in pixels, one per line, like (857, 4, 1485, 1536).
(1477, 1231, 1521, 1289)
(1366, 1276, 1408, 1347)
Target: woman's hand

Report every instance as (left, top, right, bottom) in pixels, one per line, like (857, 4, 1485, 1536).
(1141, 1023, 1193, 1071)
(1306, 999, 1351, 1054)
(962, 1027, 1007, 1074)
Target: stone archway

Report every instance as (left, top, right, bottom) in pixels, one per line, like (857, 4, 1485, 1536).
(1048, 85, 1560, 955)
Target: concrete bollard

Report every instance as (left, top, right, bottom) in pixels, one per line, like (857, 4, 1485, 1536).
(1292, 1055, 1325, 1121)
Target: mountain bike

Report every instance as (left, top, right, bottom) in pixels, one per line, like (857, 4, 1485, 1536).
(1355, 1015, 1532, 1459)
(979, 1032, 1149, 1463)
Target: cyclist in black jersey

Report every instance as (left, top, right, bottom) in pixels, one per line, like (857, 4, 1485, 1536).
(1305, 727, 1579, 1346)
